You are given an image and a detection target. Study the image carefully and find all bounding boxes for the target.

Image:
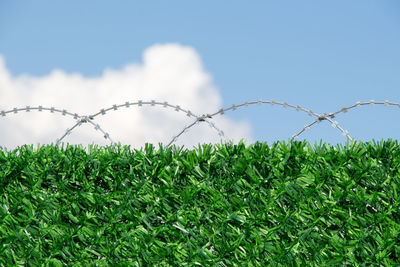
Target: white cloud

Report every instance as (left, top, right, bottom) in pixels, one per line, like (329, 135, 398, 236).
(0, 43, 252, 150)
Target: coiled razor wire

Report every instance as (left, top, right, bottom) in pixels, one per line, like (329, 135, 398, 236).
(0, 99, 399, 147)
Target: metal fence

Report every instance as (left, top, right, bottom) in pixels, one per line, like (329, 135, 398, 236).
(1, 99, 399, 147)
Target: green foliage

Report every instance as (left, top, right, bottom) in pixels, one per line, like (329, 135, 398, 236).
(0, 139, 399, 265)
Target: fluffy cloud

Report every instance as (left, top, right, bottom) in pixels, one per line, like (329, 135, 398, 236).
(0, 44, 252, 150)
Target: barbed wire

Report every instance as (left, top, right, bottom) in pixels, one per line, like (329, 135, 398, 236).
(0, 99, 399, 148)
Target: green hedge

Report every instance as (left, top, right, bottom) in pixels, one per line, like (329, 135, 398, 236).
(0, 140, 399, 266)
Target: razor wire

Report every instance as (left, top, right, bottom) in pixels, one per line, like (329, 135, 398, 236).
(0, 99, 399, 147)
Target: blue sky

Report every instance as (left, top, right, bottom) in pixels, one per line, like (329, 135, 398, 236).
(0, 1, 399, 148)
